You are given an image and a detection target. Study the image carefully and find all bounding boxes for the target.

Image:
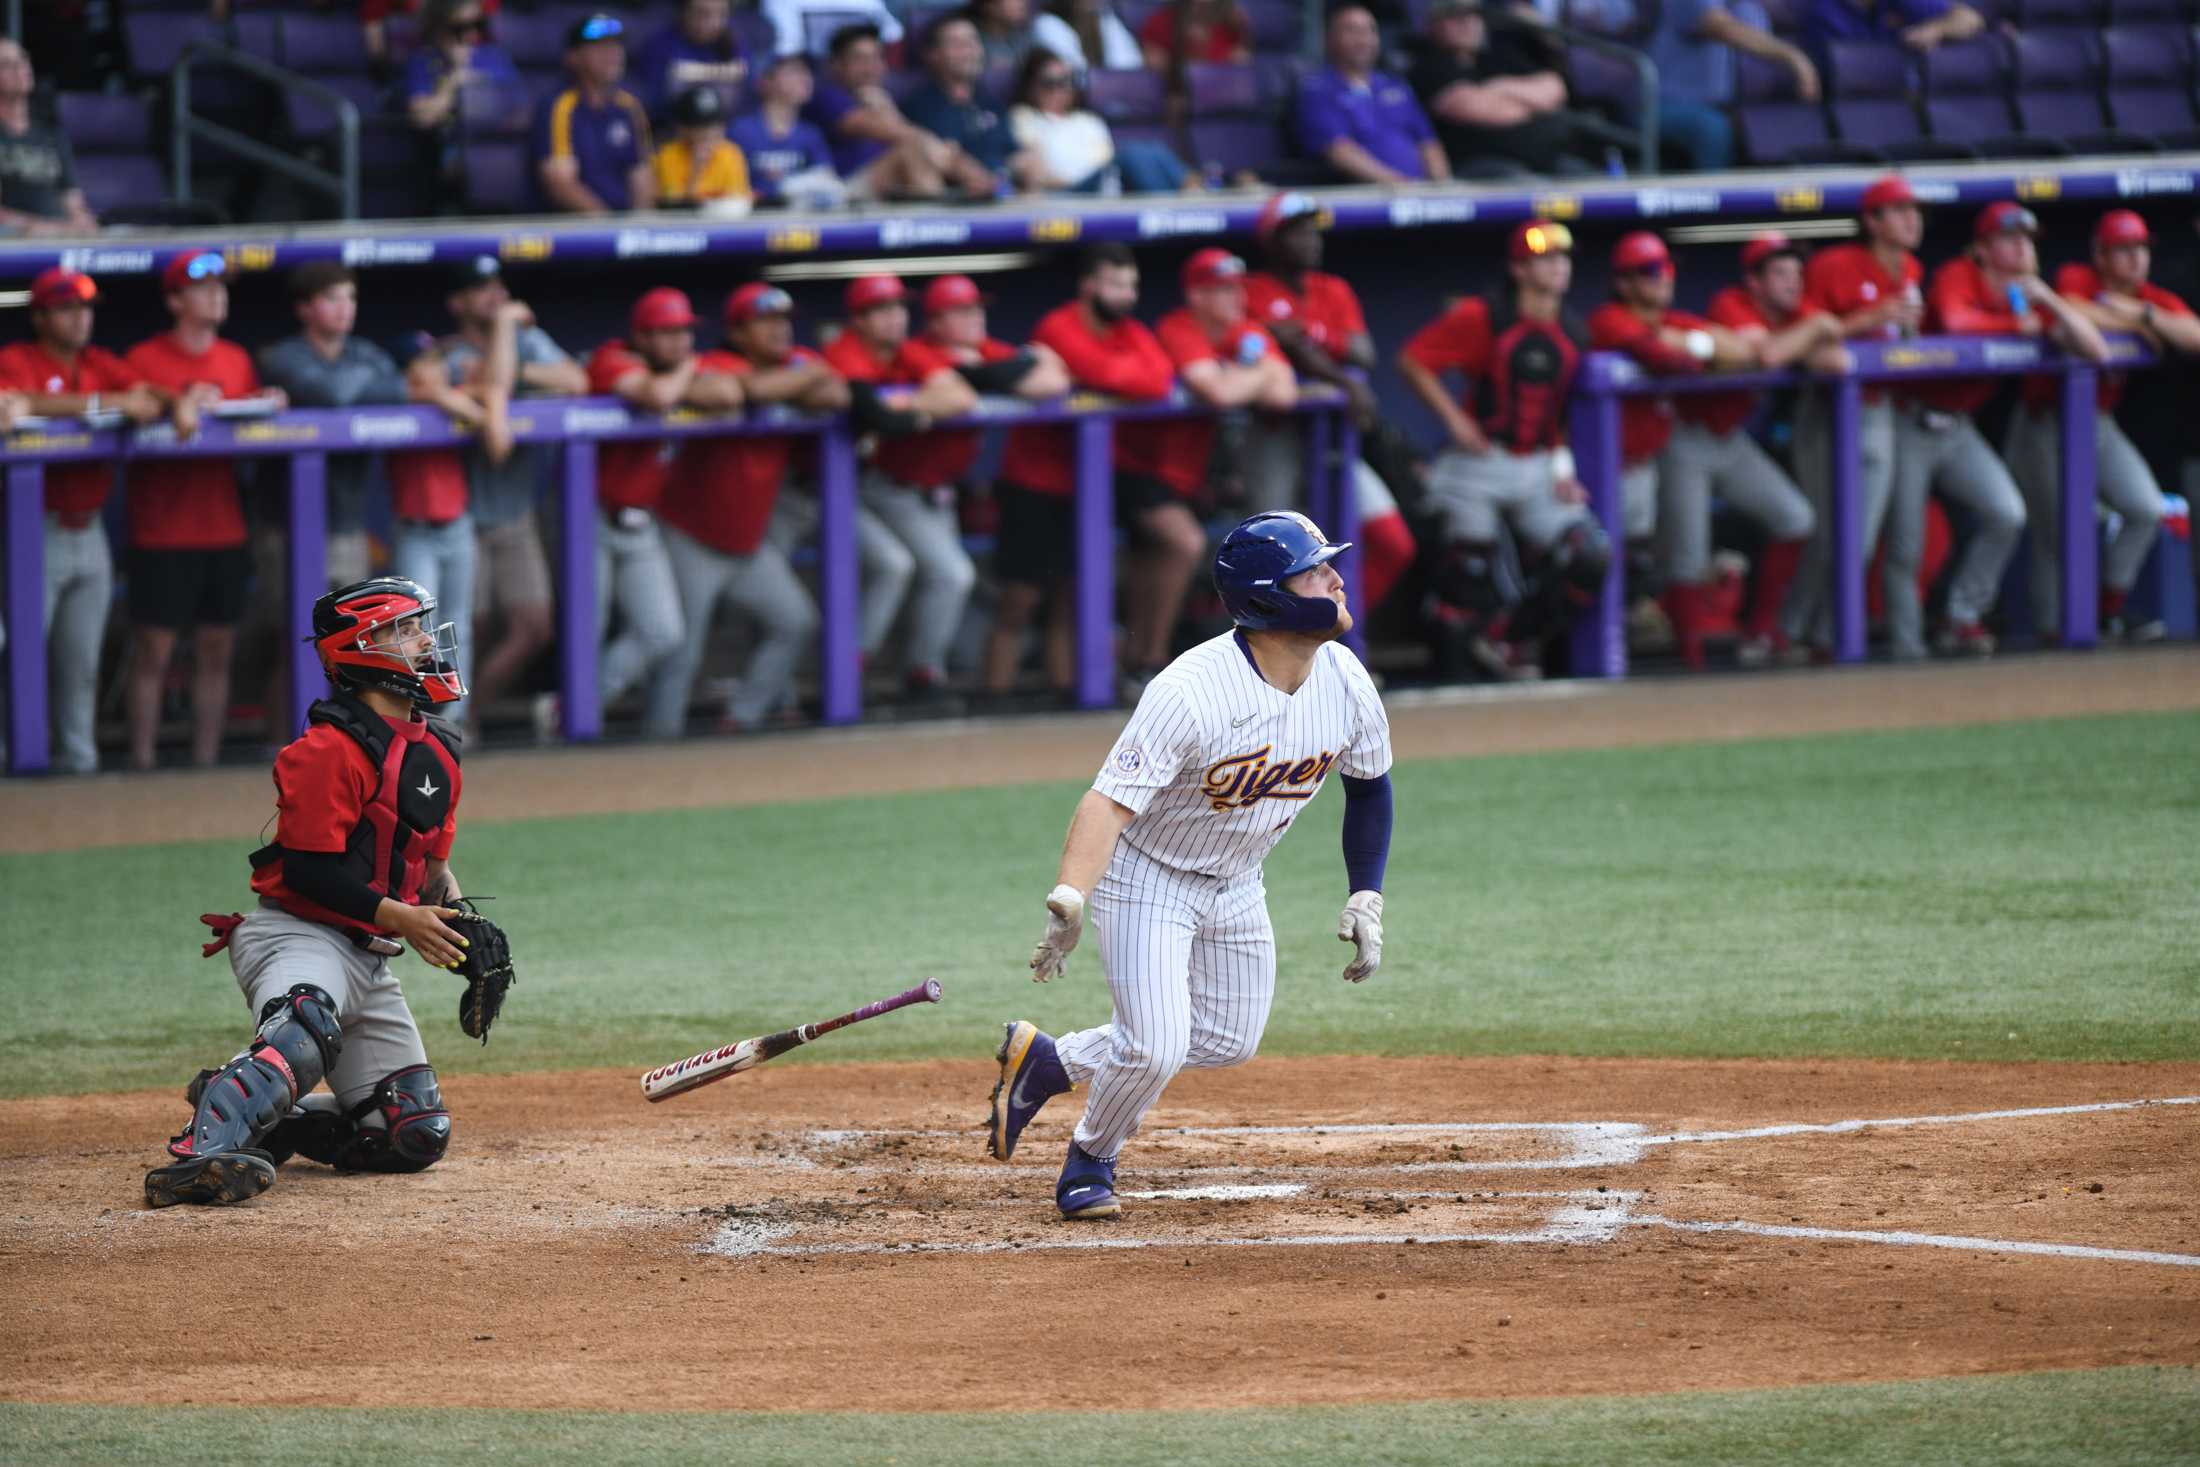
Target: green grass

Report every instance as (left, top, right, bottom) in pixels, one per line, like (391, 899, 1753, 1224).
(5, 711, 2197, 1097)
(4, 1368, 2195, 1466)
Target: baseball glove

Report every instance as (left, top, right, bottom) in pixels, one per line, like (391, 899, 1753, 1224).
(444, 898, 515, 1045)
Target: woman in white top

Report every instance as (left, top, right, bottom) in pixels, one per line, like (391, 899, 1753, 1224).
(1006, 48, 1192, 193)
(1031, 0, 1141, 76)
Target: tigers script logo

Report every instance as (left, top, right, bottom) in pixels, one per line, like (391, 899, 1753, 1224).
(1201, 746, 1337, 812)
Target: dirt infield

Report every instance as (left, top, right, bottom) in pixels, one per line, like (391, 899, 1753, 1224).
(6, 651, 2198, 1414)
(4, 1058, 2196, 1412)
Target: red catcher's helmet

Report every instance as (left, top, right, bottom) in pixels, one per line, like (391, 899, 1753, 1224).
(310, 576, 464, 705)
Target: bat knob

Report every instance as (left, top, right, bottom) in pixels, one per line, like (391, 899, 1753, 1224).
(923, 978, 943, 1002)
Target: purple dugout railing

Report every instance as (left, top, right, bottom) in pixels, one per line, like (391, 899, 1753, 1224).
(3, 387, 1357, 775)
(1567, 332, 2165, 677)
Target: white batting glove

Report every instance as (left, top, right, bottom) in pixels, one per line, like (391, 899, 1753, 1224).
(1338, 890, 1384, 983)
(1030, 883, 1086, 983)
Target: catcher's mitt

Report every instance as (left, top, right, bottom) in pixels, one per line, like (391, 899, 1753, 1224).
(443, 898, 515, 1045)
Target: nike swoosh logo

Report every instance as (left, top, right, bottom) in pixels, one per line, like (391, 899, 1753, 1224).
(1231, 714, 1260, 729)
(1010, 1065, 1043, 1111)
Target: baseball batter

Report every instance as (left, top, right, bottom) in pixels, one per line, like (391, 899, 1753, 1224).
(985, 512, 1394, 1219)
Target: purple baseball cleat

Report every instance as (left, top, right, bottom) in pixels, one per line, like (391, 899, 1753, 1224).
(986, 1020, 1070, 1161)
(1055, 1140, 1121, 1220)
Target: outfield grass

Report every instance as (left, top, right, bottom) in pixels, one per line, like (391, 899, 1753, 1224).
(6, 711, 2196, 1097)
(3, 1368, 2194, 1466)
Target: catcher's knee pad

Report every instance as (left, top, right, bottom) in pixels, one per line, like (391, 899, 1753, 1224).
(333, 1065, 451, 1173)
(1545, 521, 1611, 603)
(1432, 540, 1510, 618)
(168, 985, 343, 1162)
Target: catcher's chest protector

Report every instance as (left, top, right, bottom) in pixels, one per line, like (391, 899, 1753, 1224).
(253, 693, 462, 907)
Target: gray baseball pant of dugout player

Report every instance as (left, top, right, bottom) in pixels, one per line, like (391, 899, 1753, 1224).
(596, 510, 686, 729)
(1656, 422, 1815, 585)
(769, 488, 917, 662)
(661, 516, 818, 732)
(2002, 403, 2166, 630)
(1426, 448, 1598, 550)
(43, 516, 113, 774)
(390, 514, 477, 711)
(1786, 393, 1897, 651)
(859, 472, 977, 677)
(1887, 406, 2027, 656)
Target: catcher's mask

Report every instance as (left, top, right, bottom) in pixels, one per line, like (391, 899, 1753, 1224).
(309, 576, 465, 706)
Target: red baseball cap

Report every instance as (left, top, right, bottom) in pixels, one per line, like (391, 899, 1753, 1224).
(844, 274, 906, 313)
(162, 249, 227, 293)
(630, 286, 697, 333)
(1611, 230, 1671, 276)
(1973, 200, 2039, 240)
(725, 281, 795, 324)
(1508, 218, 1573, 261)
(29, 267, 98, 309)
(1740, 231, 1800, 273)
(1255, 191, 1330, 241)
(1182, 248, 1247, 291)
(1860, 174, 1917, 214)
(2094, 209, 2151, 248)
(922, 274, 989, 312)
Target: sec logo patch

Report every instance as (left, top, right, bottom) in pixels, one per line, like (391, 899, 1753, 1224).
(1114, 747, 1143, 774)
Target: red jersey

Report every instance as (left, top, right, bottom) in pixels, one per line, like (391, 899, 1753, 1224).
(659, 347, 828, 555)
(1804, 243, 1922, 406)
(1588, 303, 1718, 465)
(902, 335, 1019, 489)
(0, 340, 139, 518)
(1907, 255, 2048, 416)
(1400, 295, 1582, 453)
(1137, 5, 1245, 61)
(248, 707, 461, 939)
(823, 330, 967, 488)
(587, 340, 680, 514)
(1242, 269, 1368, 362)
(388, 449, 469, 524)
(1119, 309, 1279, 496)
(2020, 264, 2193, 413)
(998, 302, 1174, 498)
(121, 332, 257, 550)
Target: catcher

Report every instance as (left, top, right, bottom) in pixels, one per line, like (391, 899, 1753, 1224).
(143, 576, 514, 1209)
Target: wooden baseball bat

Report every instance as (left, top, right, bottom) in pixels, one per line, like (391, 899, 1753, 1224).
(639, 978, 943, 1103)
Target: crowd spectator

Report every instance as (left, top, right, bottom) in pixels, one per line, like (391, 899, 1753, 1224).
(655, 86, 755, 211)
(122, 251, 287, 770)
(634, 0, 753, 121)
(1008, 50, 1192, 194)
(807, 24, 977, 201)
(822, 276, 985, 697)
(1139, 0, 1252, 69)
(360, 0, 503, 70)
(1405, 0, 1592, 180)
(1296, 4, 1449, 185)
(430, 256, 589, 726)
(1800, 0, 1981, 71)
(402, 0, 526, 211)
(730, 54, 844, 208)
(665, 284, 849, 734)
(1890, 201, 2104, 659)
(988, 245, 1178, 701)
(0, 40, 96, 237)
(1033, 0, 1143, 76)
(1647, 0, 1815, 173)
(0, 270, 182, 774)
(766, 0, 905, 57)
(905, 15, 1033, 195)
(531, 13, 658, 215)
(972, 0, 1045, 71)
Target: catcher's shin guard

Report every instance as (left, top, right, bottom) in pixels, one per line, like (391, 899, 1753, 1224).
(146, 984, 343, 1208)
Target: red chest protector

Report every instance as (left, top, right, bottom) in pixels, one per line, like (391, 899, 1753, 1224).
(248, 693, 463, 930)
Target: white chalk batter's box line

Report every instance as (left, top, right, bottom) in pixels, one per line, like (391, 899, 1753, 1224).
(704, 1097, 2200, 1267)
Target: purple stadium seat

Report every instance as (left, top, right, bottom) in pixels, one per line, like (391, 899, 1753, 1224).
(1111, 120, 1179, 155)
(234, 13, 283, 64)
(1567, 46, 1643, 111)
(281, 14, 372, 73)
(1242, 0, 1303, 52)
(1189, 117, 1278, 175)
(1117, 0, 1166, 38)
(1088, 68, 1167, 123)
(289, 73, 392, 140)
(498, 7, 592, 71)
(1826, 40, 1923, 151)
(463, 137, 531, 213)
(2100, 26, 2200, 137)
(2105, 0, 2187, 18)
(57, 92, 153, 151)
(800, 8, 880, 55)
(459, 78, 534, 137)
(75, 155, 172, 216)
(1756, 0, 1802, 34)
(1254, 52, 1304, 108)
(2007, 26, 2101, 88)
(1917, 36, 2017, 154)
(2005, 27, 2140, 144)
(730, 8, 776, 58)
(2009, 0, 2104, 21)
(1734, 52, 1841, 162)
(1185, 62, 1260, 113)
(123, 11, 226, 79)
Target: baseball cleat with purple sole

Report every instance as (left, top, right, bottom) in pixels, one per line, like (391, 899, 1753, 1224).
(987, 1020, 1070, 1161)
(1055, 1140, 1121, 1219)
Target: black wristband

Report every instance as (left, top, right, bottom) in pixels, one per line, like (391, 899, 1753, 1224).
(847, 380, 930, 435)
(955, 351, 1038, 395)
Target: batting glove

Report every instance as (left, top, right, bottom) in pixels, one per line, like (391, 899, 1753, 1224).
(1030, 883, 1086, 983)
(1338, 889, 1384, 983)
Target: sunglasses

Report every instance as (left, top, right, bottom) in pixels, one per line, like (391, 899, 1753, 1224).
(1624, 261, 1672, 279)
(452, 17, 487, 37)
(1987, 207, 2039, 236)
(743, 288, 794, 316)
(179, 253, 227, 281)
(575, 14, 624, 42)
(1518, 221, 1573, 256)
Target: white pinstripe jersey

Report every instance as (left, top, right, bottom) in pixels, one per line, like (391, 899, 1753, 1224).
(1093, 631, 1393, 879)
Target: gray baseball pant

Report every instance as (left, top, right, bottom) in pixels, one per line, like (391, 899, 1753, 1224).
(860, 473, 976, 677)
(1656, 422, 1815, 585)
(660, 518, 817, 732)
(1426, 448, 1596, 550)
(390, 514, 477, 708)
(768, 488, 914, 661)
(2002, 403, 2165, 629)
(1786, 393, 1896, 649)
(227, 901, 430, 1112)
(1887, 407, 2026, 654)
(42, 516, 113, 774)
(596, 511, 686, 724)
(1240, 420, 1406, 521)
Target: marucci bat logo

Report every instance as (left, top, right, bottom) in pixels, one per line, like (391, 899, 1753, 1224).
(1201, 745, 1337, 811)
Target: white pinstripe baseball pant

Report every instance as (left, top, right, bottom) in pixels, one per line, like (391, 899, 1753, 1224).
(1055, 841, 1277, 1163)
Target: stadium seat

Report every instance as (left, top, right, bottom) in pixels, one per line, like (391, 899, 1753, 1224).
(1088, 68, 1167, 124)
(498, 7, 593, 71)
(1243, 0, 1304, 53)
(1189, 117, 1280, 175)
(460, 76, 534, 138)
(1566, 45, 1645, 119)
(1185, 62, 1261, 114)
(57, 93, 167, 215)
(2008, 0, 2106, 21)
(2105, 0, 2188, 19)
(1734, 52, 1845, 164)
(462, 136, 531, 213)
(280, 14, 373, 74)
(1756, 0, 1803, 35)
(122, 10, 226, 80)
(731, 8, 776, 59)
(289, 73, 392, 142)
(1918, 36, 2026, 158)
(2008, 27, 2159, 149)
(2100, 25, 2200, 143)
(1826, 40, 1930, 156)
(801, 8, 883, 55)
